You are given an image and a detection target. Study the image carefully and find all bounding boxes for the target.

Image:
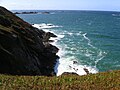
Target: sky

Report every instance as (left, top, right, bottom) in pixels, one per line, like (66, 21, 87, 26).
(0, 0, 120, 11)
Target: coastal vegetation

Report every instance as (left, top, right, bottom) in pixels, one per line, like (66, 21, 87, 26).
(0, 70, 120, 89)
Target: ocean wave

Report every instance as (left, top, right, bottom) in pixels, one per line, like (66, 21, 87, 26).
(83, 33, 96, 49)
(33, 23, 106, 76)
(82, 32, 107, 66)
(54, 33, 100, 76)
(32, 23, 62, 29)
(94, 50, 107, 67)
(112, 13, 120, 17)
(54, 30, 106, 76)
(55, 55, 99, 76)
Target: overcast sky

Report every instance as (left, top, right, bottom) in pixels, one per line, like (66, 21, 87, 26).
(0, 0, 120, 11)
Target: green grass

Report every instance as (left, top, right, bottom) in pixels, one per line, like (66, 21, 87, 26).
(0, 70, 120, 90)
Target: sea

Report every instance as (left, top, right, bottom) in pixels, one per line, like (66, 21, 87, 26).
(14, 10, 120, 76)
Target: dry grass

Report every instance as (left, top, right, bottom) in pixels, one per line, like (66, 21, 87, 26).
(0, 70, 120, 90)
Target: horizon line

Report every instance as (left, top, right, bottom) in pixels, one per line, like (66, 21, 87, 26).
(11, 9, 120, 12)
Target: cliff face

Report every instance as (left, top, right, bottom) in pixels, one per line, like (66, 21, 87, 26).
(0, 6, 59, 76)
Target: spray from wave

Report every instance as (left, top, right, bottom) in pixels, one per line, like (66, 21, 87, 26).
(33, 23, 106, 76)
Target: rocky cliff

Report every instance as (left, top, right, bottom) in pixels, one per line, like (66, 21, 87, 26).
(0, 6, 59, 76)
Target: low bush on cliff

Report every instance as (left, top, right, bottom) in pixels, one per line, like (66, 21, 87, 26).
(0, 70, 120, 90)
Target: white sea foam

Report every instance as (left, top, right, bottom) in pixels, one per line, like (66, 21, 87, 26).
(53, 32, 99, 76)
(54, 31, 106, 76)
(55, 55, 99, 76)
(82, 33, 107, 67)
(32, 23, 62, 29)
(94, 51, 107, 67)
(67, 32, 73, 36)
(33, 23, 102, 76)
(76, 31, 82, 36)
(83, 33, 96, 49)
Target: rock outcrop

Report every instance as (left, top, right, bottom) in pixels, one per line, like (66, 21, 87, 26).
(0, 6, 59, 76)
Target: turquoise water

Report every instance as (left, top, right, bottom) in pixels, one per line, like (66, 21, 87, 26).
(16, 10, 120, 75)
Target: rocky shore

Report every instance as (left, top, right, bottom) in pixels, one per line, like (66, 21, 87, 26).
(0, 6, 59, 76)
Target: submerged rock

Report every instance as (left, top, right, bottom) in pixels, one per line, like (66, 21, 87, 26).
(0, 6, 59, 76)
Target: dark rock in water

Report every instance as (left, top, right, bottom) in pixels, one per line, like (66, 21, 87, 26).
(83, 68, 89, 74)
(62, 72, 79, 76)
(0, 6, 59, 76)
(73, 61, 78, 64)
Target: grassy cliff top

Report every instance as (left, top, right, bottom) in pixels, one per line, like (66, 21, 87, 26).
(0, 70, 120, 90)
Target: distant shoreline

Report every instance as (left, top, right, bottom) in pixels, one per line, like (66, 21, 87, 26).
(14, 11, 51, 14)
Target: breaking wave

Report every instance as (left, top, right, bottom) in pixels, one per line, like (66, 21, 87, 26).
(32, 23, 62, 29)
(33, 23, 106, 76)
